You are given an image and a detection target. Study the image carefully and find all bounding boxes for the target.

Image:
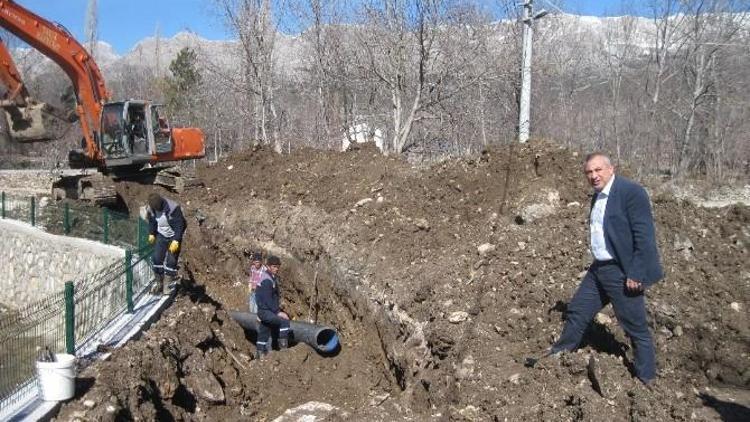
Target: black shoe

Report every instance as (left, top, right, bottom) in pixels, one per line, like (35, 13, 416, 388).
(151, 275, 164, 295)
(640, 377, 656, 390)
(278, 338, 288, 349)
(163, 275, 176, 295)
(524, 350, 555, 368)
(255, 348, 268, 360)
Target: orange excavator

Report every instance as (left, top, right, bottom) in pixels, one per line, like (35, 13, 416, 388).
(0, 0, 205, 202)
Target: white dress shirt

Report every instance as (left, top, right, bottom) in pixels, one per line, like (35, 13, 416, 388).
(590, 175, 615, 261)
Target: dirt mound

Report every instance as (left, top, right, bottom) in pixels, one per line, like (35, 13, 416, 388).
(55, 141, 749, 420)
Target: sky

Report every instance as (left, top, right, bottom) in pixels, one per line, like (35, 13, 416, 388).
(13, 0, 644, 54)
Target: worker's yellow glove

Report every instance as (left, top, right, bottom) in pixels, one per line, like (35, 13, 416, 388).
(168, 240, 180, 254)
(147, 234, 156, 245)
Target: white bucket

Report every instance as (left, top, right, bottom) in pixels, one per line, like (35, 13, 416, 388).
(36, 353, 76, 401)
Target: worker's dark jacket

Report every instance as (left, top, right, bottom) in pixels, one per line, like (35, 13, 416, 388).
(147, 198, 186, 241)
(256, 272, 281, 322)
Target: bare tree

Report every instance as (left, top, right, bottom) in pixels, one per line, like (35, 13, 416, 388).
(600, 14, 640, 164)
(673, 0, 748, 176)
(644, 0, 685, 174)
(285, 0, 356, 149)
(216, 0, 281, 151)
(355, 0, 492, 154)
(155, 23, 162, 79)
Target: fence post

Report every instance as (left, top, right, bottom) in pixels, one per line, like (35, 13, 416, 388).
(137, 217, 145, 251)
(30, 196, 35, 226)
(64, 203, 71, 234)
(126, 250, 134, 313)
(1, 191, 5, 218)
(64, 281, 75, 354)
(103, 208, 110, 243)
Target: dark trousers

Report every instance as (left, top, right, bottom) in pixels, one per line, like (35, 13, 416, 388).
(152, 235, 180, 277)
(256, 311, 290, 352)
(552, 261, 656, 382)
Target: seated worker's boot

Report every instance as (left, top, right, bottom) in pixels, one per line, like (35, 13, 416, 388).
(278, 338, 289, 350)
(151, 274, 164, 295)
(255, 345, 268, 360)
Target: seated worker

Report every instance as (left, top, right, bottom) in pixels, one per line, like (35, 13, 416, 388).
(255, 255, 290, 358)
(247, 252, 266, 313)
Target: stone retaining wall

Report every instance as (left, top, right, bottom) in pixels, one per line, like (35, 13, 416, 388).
(0, 169, 86, 196)
(0, 219, 124, 309)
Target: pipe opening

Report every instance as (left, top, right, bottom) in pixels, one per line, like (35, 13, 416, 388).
(315, 328, 339, 353)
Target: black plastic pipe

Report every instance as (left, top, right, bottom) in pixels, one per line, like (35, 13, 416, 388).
(229, 311, 340, 353)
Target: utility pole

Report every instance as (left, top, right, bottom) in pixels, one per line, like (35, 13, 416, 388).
(84, 0, 98, 59)
(518, 0, 547, 143)
(155, 23, 162, 78)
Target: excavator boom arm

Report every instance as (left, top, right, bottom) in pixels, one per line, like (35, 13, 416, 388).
(0, 0, 110, 161)
(0, 37, 29, 105)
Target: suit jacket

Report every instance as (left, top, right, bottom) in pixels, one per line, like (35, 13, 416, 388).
(589, 176, 663, 286)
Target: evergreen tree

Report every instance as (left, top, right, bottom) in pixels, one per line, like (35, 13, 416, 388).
(163, 47, 202, 123)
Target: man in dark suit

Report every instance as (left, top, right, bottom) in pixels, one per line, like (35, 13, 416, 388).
(535, 153, 663, 384)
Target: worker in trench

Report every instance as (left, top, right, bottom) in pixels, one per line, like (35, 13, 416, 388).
(146, 193, 187, 295)
(255, 255, 291, 358)
(246, 251, 266, 313)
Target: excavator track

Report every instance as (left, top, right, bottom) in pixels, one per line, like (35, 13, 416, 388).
(151, 166, 202, 192)
(104, 165, 202, 193)
(51, 171, 118, 205)
(49, 165, 202, 205)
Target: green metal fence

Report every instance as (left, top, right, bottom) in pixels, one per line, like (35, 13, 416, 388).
(0, 192, 155, 415)
(69, 249, 154, 352)
(0, 291, 66, 413)
(0, 193, 150, 248)
(0, 192, 35, 224)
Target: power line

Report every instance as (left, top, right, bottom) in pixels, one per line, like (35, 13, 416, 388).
(539, 0, 566, 15)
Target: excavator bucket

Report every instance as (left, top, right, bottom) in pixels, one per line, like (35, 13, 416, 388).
(2, 102, 53, 142)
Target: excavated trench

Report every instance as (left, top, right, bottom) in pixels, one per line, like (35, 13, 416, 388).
(55, 228, 417, 420)
(54, 179, 436, 420)
(179, 210, 430, 418)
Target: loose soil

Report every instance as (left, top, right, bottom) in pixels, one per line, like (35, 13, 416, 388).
(52, 141, 749, 421)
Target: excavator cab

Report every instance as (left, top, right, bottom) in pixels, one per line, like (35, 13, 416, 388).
(147, 103, 173, 154)
(99, 100, 162, 167)
(98, 100, 203, 168)
(99, 102, 128, 158)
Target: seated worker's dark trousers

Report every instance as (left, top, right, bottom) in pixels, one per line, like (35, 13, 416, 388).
(256, 310, 291, 352)
(152, 235, 180, 277)
(551, 261, 656, 382)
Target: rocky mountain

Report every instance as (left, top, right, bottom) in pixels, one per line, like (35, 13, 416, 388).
(3, 14, 655, 78)
(8, 12, 747, 89)
(10, 29, 304, 83)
